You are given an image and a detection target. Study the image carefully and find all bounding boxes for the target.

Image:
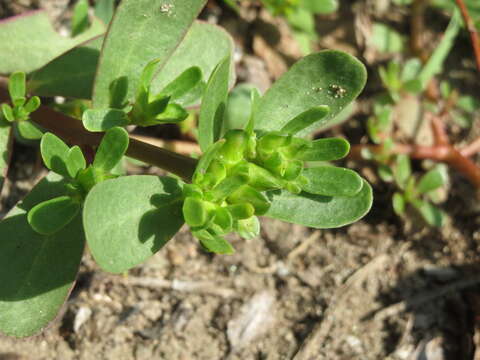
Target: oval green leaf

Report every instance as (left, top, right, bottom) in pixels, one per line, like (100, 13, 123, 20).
(265, 179, 373, 228)
(83, 175, 184, 273)
(0, 10, 104, 74)
(254, 50, 367, 136)
(92, 0, 207, 108)
(82, 108, 130, 132)
(27, 196, 81, 235)
(198, 56, 231, 151)
(93, 127, 129, 172)
(297, 137, 350, 161)
(0, 173, 85, 338)
(40, 132, 70, 178)
(28, 37, 103, 99)
(301, 166, 363, 196)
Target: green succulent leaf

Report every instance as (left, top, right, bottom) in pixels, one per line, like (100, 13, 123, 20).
(0, 173, 85, 338)
(280, 106, 330, 135)
(23, 96, 41, 114)
(301, 166, 363, 196)
(254, 50, 367, 136)
(93, 127, 129, 173)
(297, 137, 350, 161)
(83, 175, 184, 273)
(16, 120, 43, 140)
(66, 146, 86, 178)
(27, 196, 81, 235)
(1, 104, 14, 122)
(40, 132, 70, 178)
(265, 179, 372, 228)
(198, 56, 231, 151)
(223, 84, 257, 133)
(0, 10, 104, 74)
(160, 66, 202, 100)
(193, 139, 226, 183)
(29, 21, 233, 101)
(412, 199, 444, 227)
(392, 192, 405, 215)
(417, 168, 446, 194)
(71, 0, 90, 37)
(82, 108, 130, 132)
(8, 72, 26, 102)
(198, 233, 235, 254)
(153, 103, 189, 123)
(394, 154, 411, 190)
(151, 21, 235, 103)
(92, 0, 207, 108)
(28, 37, 103, 99)
(95, 0, 115, 25)
(236, 216, 260, 240)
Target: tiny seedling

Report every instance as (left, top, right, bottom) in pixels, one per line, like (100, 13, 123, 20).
(0, 0, 371, 338)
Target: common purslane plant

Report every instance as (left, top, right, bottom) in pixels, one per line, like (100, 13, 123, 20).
(0, 0, 371, 338)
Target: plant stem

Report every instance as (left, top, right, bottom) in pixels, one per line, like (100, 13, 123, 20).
(455, 0, 480, 73)
(0, 84, 198, 182)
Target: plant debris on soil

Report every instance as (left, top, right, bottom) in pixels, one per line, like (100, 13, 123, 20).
(1, 1, 480, 359)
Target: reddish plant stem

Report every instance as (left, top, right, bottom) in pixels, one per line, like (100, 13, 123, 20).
(461, 137, 480, 157)
(455, 0, 480, 73)
(0, 86, 198, 182)
(350, 143, 480, 188)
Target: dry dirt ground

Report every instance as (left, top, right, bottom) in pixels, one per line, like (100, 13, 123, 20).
(2, 0, 480, 359)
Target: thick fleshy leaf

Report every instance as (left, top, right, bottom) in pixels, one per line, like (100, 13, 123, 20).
(198, 56, 231, 151)
(223, 84, 257, 133)
(417, 168, 446, 194)
(29, 21, 234, 101)
(92, 0, 207, 108)
(159, 66, 202, 100)
(66, 146, 86, 178)
(297, 137, 350, 161)
(93, 127, 129, 172)
(71, 0, 90, 37)
(95, 0, 115, 25)
(394, 154, 411, 190)
(83, 175, 184, 273)
(0, 124, 12, 193)
(82, 108, 130, 132)
(16, 120, 43, 140)
(301, 166, 363, 196)
(8, 72, 26, 102)
(254, 50, 367, 136)
(265, 179, 372, 228)
(40, 133, 70, 178)
(281, 106, 330, 134)
(0, 173, 85, 338)
(199, 235, 234, 254)
(28, 37, 103, 99)
(150, 21, 235, 98)
(0, 10, 104, 74)
(193, 139, 225, 182)
(28, 196, 81, 235)
(412, 199, 444, 227)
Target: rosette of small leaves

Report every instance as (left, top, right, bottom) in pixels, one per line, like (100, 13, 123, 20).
(82, 59, 201, 131)
(392, 155, 447, 227)
(1, 72, 43, 140)
(183, 102, 361, 254)
(27, 127, 128, 235)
